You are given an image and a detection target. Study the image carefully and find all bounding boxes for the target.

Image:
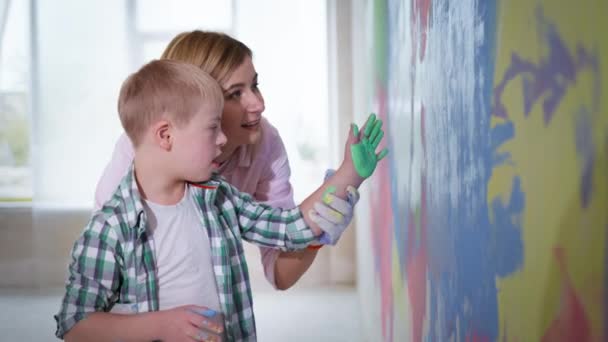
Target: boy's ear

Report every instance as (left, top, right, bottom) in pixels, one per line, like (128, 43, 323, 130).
(152, 120, 173, 151)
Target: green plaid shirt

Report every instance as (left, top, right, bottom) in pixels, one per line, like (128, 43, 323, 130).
(54, 167, 316, 341)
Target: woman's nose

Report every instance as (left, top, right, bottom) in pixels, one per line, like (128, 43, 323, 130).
(245, 91, 265, 113)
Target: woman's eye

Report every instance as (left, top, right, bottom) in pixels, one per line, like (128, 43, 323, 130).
(228, 90, 242, 100)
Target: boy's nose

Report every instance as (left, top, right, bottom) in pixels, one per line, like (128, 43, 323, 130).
(217, 130, 228, 147)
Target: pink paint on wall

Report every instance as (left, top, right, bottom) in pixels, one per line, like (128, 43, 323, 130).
(371, 85, 395, 342)
(406, 104, 429, 342)
(406, 178, 428, 342)
(541, 247, 592, 342)
(411, 0, 432, 62)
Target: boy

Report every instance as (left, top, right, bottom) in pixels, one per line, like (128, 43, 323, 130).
(54, 60, 387, 341)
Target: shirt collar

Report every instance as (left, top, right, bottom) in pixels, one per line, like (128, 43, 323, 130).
(117, 163, 147, 235)
(119, 165, 224, 234)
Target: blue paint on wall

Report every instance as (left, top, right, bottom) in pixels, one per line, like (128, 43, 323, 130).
(384, 0, 525, 340)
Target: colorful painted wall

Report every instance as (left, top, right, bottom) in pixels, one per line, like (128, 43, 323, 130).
(354, 0, 608, 341)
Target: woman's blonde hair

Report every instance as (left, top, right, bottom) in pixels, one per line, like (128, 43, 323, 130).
(161, 30, 253, 86)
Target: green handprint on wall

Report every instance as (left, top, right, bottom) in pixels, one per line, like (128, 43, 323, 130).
(351, 113, 389, 178)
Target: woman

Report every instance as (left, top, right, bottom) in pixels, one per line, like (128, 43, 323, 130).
(95, 30, 357, 291)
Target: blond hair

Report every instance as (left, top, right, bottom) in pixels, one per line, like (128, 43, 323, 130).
(161, 30, 253, 86)
(118, 59, 223, 147)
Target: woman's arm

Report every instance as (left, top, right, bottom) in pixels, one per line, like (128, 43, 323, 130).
(265, 114, 386, 289)
(252, 122, 324, 290)
(260, 176, 320, 290)
(94, 133, 135, 209)
(272, 249, 320, 290)
(260, 167, 356, 290)
(254, 121, 359, 290)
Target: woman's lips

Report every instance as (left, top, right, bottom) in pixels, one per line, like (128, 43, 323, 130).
(241, 119, 260, 129)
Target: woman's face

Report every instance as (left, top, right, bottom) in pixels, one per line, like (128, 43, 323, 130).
(219, 56, 265, 156)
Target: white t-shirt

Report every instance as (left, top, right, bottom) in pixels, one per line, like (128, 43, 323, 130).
(143, 186, 221, 311)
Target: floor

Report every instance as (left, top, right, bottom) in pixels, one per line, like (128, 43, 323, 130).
(0, 286, 364, 341)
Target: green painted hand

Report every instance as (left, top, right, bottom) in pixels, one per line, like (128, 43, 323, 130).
(350, 113, 389, 178)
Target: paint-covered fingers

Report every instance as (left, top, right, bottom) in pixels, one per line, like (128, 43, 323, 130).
(188, 308, 224, 342)
(363, 114, 388, 160)
(313, 201, 346, 225)
(370, 128, 384, 149)
(376, 148, 389, 161)
(309, 208, 345, 246)
(309, 208, 340, 232)
(350, 112, 389, 178)
(362, 113, 378, 137)
(189, 308, 224, 335)
(190, 329, 221, 342)
(157, 305, 223, 342)
(186, 328, 219, 342)
(366, 116, 383, 146)
(345, 185, 360, 206)
(317, 190, 358, 220)
(352, 123, 361, 141)
(353, 113, 378, 142)
(309, 187, 359, 246)
(319, 186, 357, 222)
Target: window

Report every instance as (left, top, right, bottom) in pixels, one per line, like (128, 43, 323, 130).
(235, 0, 329, 203)
(0, 0, 328, 207)
(0, 0, 31, 202)
(128, 0, 234, 69)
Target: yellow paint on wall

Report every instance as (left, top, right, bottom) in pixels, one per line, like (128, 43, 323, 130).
(491, 0, 608, 341)
(392, 240, 413, 340)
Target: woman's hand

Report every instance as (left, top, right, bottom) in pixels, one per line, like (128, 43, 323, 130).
(343, 113, 389, 179)
(349, 113, 389, 178)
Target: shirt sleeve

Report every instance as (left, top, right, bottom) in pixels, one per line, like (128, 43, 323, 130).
(253, 122, 296, 209)
(223, 183, 316, 251)
(94, 133, 135, 210)
(252, 121, 298, 287)
(54, 219, 120, 338)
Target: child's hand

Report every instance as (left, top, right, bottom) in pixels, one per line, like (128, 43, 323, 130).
(158, 305, 224, 342)
(348, 113, 389, 178)
(309, 184, 360, 245)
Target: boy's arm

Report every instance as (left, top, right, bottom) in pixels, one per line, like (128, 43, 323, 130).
(64, 312, 161, 342)
(64, 306, 221, 342)
(55, 222, 122, 339)
(56, 220, 222, 341)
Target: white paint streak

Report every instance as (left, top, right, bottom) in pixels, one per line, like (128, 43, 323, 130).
(384, 0, 486, 341)
(419, 0, 485, 225)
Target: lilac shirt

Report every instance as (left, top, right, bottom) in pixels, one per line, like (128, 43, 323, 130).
(94, 118, 295, 288)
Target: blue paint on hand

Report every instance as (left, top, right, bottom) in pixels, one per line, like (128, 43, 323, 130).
(191, 308, 217, 317)
(201, 309, 217, 318)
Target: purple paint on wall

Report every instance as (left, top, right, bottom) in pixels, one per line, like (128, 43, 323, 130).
(492, 8, 599, 125)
